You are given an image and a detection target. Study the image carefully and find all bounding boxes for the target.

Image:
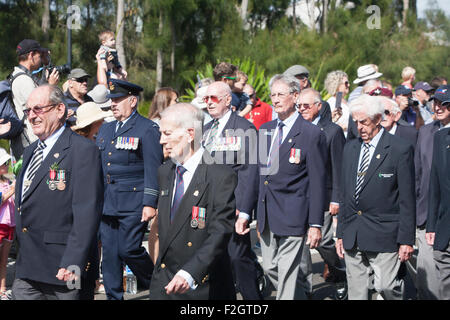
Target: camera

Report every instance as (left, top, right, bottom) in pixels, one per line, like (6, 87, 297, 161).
(47, 63, 71, 75)
(407, 97, 419, 108)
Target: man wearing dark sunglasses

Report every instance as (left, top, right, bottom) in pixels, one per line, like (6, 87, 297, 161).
(203, 81, 262, 300)
(64, 68, 93, 126)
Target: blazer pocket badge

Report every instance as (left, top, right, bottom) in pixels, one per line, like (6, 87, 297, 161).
(47, 163, 66, 191)
(160, 189, 169, 196)
(289, 148, 301, 164)
(378, 173, 394, 178)
(116, 137, 139, 150)
(191, 206, 206, 229)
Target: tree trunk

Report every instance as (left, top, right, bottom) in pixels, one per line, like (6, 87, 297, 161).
(402, 0, 409, 29)
(292, 0, 297, 31)
(240, 0, 248, 22)
(156, 9, 163, 91)
(322, 0, 329, 33)
(41, 0, 50, 40)
(116, 0, 127, 70)
(170, 17, 175, 74)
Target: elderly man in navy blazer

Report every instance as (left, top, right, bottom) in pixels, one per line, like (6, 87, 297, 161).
(257, 74, 327, 300)
(202, 81, 261, 300)
(336, 94, 416, 300)
(426, 86, 450, 300)
(413, 85, 450, 299)
(12, 85, 103, 300)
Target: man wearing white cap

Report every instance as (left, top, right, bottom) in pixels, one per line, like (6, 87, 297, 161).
(348, 64, 383, 103)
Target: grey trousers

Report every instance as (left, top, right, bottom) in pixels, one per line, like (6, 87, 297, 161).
(260, 226, 308, 300)
(433, 240, 450, 300)
(344, 246, 404, 300)
(415, 228, 440, 299)
(12, 278, 79, 300)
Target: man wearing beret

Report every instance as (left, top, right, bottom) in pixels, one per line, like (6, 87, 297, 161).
(96, 79, 164, 300)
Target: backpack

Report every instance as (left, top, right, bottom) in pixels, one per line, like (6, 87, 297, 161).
(0, 72, 28, 139)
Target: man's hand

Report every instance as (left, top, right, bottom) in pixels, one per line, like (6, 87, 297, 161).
(398, 244, 414, 262)
(56, 268, 78, 282)
(426, 232, 435, 246)
(141, 206, 157, 222)
(335, 238, 345, 259)
(306, 227, 322, 249)
(235, 217, 250, 235)
(47, 68, 60, 85)
(165, 275, 190, 295)
(329, 203, 339, 216)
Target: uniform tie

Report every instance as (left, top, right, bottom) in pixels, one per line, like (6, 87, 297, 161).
(22, 140, 47, 199)
(354, 143, 370, 203)
(203, 119, 219, 149)
(171, 165, 187, 222)
(116, 121, 123, 133)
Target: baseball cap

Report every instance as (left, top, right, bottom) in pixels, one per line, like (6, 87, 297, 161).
(413, 81, 433, 92)
(16, 39, 48, 56)
(68, 68, 91, 80)
(433, 85, 450, 103)
(283, 65, 310, 78)
(395, 85, 412, 96)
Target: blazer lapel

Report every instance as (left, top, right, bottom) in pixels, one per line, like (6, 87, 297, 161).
(359, 131, 390, 194)
(16, 141, 37, 204)
(279, 115, 302, 160)
(114, 112, 139, 139)
(21, 128, 72, 203)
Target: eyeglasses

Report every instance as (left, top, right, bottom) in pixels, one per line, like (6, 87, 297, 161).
(74, 77, 89, 83)
(203, 95, 226, 104)
(298, 102, 319, 109)
(384, 110, 391, 116)
(270, 92, 291, 99)
(221, 76, 236, 80)
(23, 104, 58, 117)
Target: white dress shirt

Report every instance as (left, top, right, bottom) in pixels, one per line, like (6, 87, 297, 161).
(356, 128, 384, 185)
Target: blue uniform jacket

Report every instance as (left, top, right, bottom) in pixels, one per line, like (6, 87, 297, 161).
(96, 111, 163, 216)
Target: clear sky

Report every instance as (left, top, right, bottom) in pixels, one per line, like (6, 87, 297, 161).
(417, 0, 450, 19)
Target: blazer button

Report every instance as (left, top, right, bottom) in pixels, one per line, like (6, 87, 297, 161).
(111, 140, 115, 144)
(108, 152, 112, 156)
(161, 263, 166, 269)
(22, 227, 28, 233)
(107, 163, 111, 166)
(187, 242, 192, 247)
(264, 181, 269, 185)
(357, 210, 362, 216)
(17, 207, 21, 213)
(133, 187, 136, 191)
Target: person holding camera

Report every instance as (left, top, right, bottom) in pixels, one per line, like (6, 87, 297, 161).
(395, 85, 425, 130)
(9, 39, 60, 159)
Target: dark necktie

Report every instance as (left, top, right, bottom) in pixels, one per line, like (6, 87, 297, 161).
(171, 165, 187, 222)
(354, 143, 370, 203)
(116, 121, 123, 132)
(23, 140, 47, 199)
(267, 121, 284, 167)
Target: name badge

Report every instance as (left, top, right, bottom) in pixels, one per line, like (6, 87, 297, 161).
(378, 173, 394, 178)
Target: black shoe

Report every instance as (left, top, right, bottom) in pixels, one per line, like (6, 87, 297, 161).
(335, 281, 348, 300)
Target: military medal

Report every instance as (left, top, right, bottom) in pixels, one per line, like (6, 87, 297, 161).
(48, 166, 58, 190)
(289, 148, 296, 163)
(57, 169, 66, 191)
(198, 207, 206, 229)
(191, 206, 199, 229)
(289, 148, 301, 164)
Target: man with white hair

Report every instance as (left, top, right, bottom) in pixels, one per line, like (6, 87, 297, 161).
(149, 103, 237, 299)
(336, 94, 416, 300)
(380, 97, 418, 147)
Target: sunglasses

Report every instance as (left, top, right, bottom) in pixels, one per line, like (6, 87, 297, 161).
(221, 76, 236, 80)
(203, 95, 226, 104)
(384, 110, 391, 116)
(74, 77, 89, 83)
(298, 102, 319, 109)
(344, 81, 350, 87)
(23, 104, 58, 117)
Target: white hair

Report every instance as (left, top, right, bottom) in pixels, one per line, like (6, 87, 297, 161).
(349, 94, 384, 120)
(379, 96, 402, 115)
(270, 74, 301, 94)
(160, 103, 204, 135)
(299, 88, 321, 104)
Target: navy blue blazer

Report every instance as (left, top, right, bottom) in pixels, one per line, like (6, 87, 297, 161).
(14, 128, 103, 286)
(395, 123, 418, 148)
(203, 111, 258, 215)
(318, 117, 346, 206)
(96, 112, 163, 215)
(257, 114, 327, 236)
(415, 121, 440, 227)
(150, 153, 237, 300)
(426, 128, 450, 251)
(336, 130, 416, 252)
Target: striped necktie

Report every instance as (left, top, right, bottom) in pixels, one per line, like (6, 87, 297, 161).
(354, 143, 370, 203)
(204, 119, 219, 149)
(170, 165, 187, 222)
(23, 140, 47, 198)
(267, 121, 284, 167)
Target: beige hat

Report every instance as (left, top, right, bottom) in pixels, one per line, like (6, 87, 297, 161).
(353, 64, 383, 84)
(0, 148, 10, 166)
(71, 102, 113, 130)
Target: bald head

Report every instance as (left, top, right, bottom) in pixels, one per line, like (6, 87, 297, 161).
(205, 81, 232, 120)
